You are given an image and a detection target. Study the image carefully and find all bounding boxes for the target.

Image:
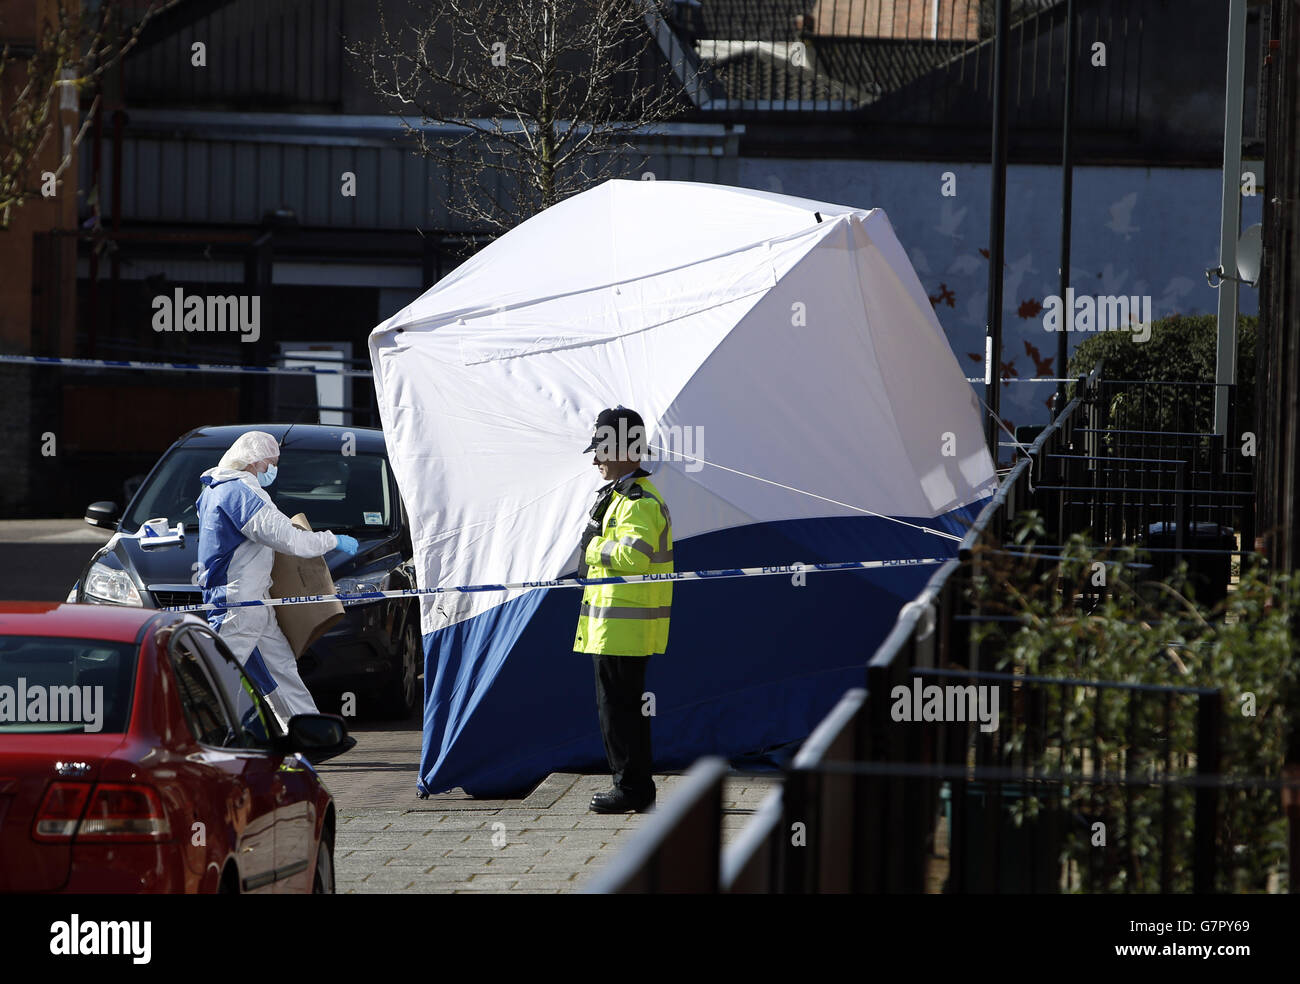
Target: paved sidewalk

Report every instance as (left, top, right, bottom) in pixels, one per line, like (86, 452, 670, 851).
(0, 519, 113, 543)
(0, 519, 113, 603)
(315, 724, 779, 893)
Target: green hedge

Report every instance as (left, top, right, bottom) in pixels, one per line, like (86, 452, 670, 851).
(1067, 314, 1257, 433)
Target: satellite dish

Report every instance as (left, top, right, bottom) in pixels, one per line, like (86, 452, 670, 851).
(1237, 223, 1263, 286)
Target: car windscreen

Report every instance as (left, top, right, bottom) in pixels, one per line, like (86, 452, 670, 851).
(122, 445, 396, 536)
(0, 636, 137, 734)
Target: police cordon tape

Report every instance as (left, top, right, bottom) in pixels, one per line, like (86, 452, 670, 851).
(0, 353, 374, 377)
(4, 353, 1067, 386)
(160, 558, 949, 615)
(965, 376, 1076, 384)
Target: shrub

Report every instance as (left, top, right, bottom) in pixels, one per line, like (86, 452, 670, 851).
(1067, 314, 1257, 434)
(969, 512, 1296, 892)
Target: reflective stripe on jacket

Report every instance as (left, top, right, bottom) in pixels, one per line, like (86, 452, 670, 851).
(574, 475, 673, 656)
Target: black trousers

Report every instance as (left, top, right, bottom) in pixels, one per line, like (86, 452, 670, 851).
(591, 654, 654, 796)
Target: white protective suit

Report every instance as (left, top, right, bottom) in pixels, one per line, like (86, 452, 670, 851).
(195, 432, 339, 732)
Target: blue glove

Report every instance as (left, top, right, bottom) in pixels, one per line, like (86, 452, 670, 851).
(334, 534, 359, 556)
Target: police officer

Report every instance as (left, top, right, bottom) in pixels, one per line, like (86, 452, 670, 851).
(575, 407, 673, 813)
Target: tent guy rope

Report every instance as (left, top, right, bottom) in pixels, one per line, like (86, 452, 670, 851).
(645, 442, 967, 543)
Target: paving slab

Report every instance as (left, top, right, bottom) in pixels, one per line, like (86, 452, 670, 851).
(317, 720, 781, 893)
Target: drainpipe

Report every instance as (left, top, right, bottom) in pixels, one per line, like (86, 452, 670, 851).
(87, 90, 103, 357)
(110, 105, 123, 341)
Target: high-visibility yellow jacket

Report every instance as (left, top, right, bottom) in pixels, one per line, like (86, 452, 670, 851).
(574, 474, 673, 656)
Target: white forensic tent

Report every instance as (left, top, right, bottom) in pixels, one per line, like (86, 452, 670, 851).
(369, 179, 995, 796)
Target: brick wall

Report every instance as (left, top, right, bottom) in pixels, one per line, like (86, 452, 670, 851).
(808, 0, 981, 41)
(0, 0, 83, 517)
(0, 0, 81, 355)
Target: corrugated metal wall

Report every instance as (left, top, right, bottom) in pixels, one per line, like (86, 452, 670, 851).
(111, 134, 446, 229)
(125, 0, 345, 109)
(90, 114, 741, 232)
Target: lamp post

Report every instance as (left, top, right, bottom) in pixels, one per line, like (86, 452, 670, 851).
(1212, 0, 1248, 441)
(984, 0, 1011, 459)
(1056, 0, 1077, 415)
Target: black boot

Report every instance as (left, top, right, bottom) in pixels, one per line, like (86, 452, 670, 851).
(590, 786, 656, 814)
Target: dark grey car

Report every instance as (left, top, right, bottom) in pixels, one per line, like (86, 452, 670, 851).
(70, 423, 423, 720)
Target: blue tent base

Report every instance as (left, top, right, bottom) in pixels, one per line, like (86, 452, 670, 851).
(417, 507, 982, 798)
(415, 742, 799, 801)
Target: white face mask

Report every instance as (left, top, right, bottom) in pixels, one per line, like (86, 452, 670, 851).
(257, 463, 278, 487)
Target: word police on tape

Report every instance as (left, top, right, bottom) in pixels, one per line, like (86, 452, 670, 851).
(161, 558, 947, 614)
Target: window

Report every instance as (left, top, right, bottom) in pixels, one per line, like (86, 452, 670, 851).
(122, 445, 395, 536)
(169, 638, 236, 747)
(191, 632, 276, 748)
(270, 451, 394, 533)
(0, 636, 137, 734)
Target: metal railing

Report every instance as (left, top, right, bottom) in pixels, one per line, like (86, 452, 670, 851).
(584, 758, 728, 894)
(669, 0, 1144, 133)
(1063, 377, 1256, 556)
(714, 676, 1224, 894)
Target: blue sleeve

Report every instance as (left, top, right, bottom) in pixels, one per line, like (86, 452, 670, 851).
(218, 481, 266, 530)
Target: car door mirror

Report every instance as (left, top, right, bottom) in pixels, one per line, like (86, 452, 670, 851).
(286, 713, 352, 763)
(85, 501, 120, 530)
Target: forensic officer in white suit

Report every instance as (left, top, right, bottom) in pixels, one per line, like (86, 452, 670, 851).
(195, 431, 358, 732)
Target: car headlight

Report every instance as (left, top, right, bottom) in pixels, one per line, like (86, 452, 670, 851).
(334, 574, 388, 607)
(84, 561, 143, 606)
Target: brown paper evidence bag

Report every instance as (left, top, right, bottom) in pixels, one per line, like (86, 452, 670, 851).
(269, 513, 346, 660)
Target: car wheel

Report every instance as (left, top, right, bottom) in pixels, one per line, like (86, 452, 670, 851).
(312, 838, 335, 894)
(377, 617, 421, 719)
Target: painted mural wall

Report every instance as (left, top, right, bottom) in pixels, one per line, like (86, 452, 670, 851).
(736, 158, 1263, 441)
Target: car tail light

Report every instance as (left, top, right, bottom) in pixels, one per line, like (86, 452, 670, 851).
(32, 782, 170, 842)
(32, 782, 91, 841)
(77, 784, 171, 842)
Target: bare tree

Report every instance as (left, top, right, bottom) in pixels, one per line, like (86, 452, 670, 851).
(350, 0, 692, 234)
(0, 0, 164, 229)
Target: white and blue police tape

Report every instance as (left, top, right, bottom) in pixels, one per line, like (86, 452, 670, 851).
(965, 376, 1075, 384)
(0, 353, 373, 377)
(159, 558, 948, 615)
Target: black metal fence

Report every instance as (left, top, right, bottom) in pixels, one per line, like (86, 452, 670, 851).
(591, 363, 1292, 893)
(584, 758, 728, 894)
(730, 673, 1225, 894)
(1060, 378, 1256, 564)
(668, 0, 1145, 134)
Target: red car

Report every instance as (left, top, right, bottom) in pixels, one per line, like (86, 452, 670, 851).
(0, 603, 350, 893)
